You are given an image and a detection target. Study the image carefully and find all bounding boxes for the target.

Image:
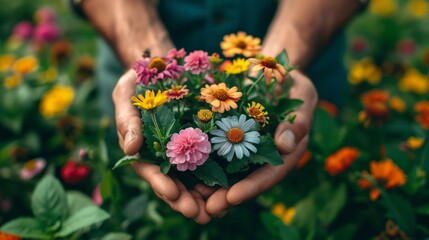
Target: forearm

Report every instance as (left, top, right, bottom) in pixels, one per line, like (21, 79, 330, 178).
(82, 0, 174, 67)
(263, 0, 360, 69)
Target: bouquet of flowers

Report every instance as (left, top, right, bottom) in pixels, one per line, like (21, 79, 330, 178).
(114, 32, 303, 187)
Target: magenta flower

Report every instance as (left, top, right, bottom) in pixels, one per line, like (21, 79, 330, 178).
(166, 48, 187, 59)
(184, 50, 210, 74)
(133, 57, 184, 85)
(92, 184, 103, 206)
(20, 158, 46, 180)
(33, 22, 60, 43)
(166, 127, 211, 171)
(13, 21, 33, 40)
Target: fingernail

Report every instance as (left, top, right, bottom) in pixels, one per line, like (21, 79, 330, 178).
(234, 201, 242, 206)
(281, 130, 296, 152)
(125, 131, 136, 146)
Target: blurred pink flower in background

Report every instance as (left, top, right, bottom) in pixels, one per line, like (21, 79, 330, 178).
(33, 22, 60, 43)
(350, 36, 368, 54)
(12, 21, 33, 40)
(92, 184, 103, 206)
(35, 7, 56, 24)
(184, 50, 211, 74)
(61, 159, 91, 184)
(20, 158, 46, 180)
(166, 48, 187, 59)
(398, 39, 416, 56)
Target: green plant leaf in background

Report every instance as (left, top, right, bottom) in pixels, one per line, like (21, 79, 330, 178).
(248, 135, 283, 166)
(260, 212, 300, 240)
(102, 232, 132, 240)
(312, 108, 346, 154)
(67, 191, 96, 216)
(31, 175, 68, 227)
(316, 183, 347, 226)
(122, 194, 148, 228)
(380, 192, 416, 238)
(226, 157, 249, 174)
(113, 155, 138, 170)
(0, 218, 50, 239)
(193, 159, 228, 187)
(55, 206, 110, 237)
(274, 99, 304, 117)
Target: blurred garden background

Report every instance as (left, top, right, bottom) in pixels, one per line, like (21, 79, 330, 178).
(0, 0, 429, 239)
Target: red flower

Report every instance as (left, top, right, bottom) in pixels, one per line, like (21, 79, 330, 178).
(61, 159, 90, 184)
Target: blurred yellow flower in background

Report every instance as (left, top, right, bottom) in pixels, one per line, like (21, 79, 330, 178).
(40, 85, 74, 118)
(13, 56, 38, 75)
(271, 203, 296, 225)
(4, 74, 22, 89)
(370, 0, 397, 16)
(349, 58, 382, 85)
(389, 96, 406, 113)
(38, 67, 58, 82)
(407, 0, 429, 17)
(224, 58, 249, 75)
(406, 136, 424, 150)
(399, 68, 429, 94)
(0, 54, 15, 72)
(220, 31, 261, 58)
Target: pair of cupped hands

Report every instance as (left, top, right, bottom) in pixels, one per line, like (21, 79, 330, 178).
(112, 50, 318, 224)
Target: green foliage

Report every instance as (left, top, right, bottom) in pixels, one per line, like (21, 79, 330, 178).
(380, 192, 416, 237)
(260, 212, 300, 240)
(56, 206, 110, 237)
(248, 135, 283, 166)
(193, 159, 228, 187)
(0, 218, 50, 239)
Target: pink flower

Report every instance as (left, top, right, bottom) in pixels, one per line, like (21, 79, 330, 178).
(33, 22, 60, 43)
(92, 184, 103, 206)
(20, 158, 46, 180)
(204, 73, 216, 84)
(167, 48, 187, 59)
(166, 127, 211, 171)
(133, 57, 184, 85)
(398, 39, 416, 56)
(166, 85, 189, 100)
(35, 7, 56, 24)
(12, 21, 33, 40)
(184, 50, 210, 74)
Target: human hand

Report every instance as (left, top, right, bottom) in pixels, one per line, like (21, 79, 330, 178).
(202, 70, 318, 216)
(113, 70, 213, 224)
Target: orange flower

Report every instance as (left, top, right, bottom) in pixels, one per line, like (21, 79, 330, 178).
(296, 150, 312, 169)
(0, 232, 21, 240)
(249, 56, 287, 84)
(415, 101, 429, 129)
(318, 100, 338, 117)
(361, 90, 390, 123)
(325, 147, 359, 175)
(200, 83, 242, 113)
(358, 159, 406, 201)
(220, 32, 261, 57)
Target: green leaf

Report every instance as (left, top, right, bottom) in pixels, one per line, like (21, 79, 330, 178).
(380, 192, 416, 237)
(274, 98, 304, 116)
(312, 108, 345, 154)
(160, 161, 171, 174)
(328, 224, 358, 240)
(100, 171, 113, 199)
(67, 191, 95, 216)
(248, 135, 283, 166)
(123, 194, 148, 227)
(56, 206, 110, 237)
(226, 158, 249, 174)
(317, 183, 347, 225)
(416, 204, 429, 216)
(420, 134, 429, 181)
(0, 218, 50, 239)
(113, 155, 138, 170)
(102, 232, 132, 240)
(275, 49, 290, 67)
(31, 175, 68, 227)
(99, 140, 109, 165)
(193, 160, 228, 187)
(260, 212, 300, 240)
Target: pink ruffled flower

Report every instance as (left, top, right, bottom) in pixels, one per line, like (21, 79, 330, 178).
(166, 48, 187, 59)
(20, 158, 46, 180)
(166, 127, 211, 171)
(13, 21, 33, 40)
(133, 57, 184, 85)
(33, 22, 60, 43)
(184, 50, 210, 74)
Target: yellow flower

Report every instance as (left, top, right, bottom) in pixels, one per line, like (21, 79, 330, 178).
(249, 56, 287, 84)
(271, 203, 296, 225)
(407, 0, 429, 17)
(4, 74, 22, 89)
(224, 58, 250, 75)
(370, 0, 397, 16)
(406, 136, 424, 150)
(246, 101, 269, 127)
(197, 109, 213, 123)
(200, 83, 242, 113)
(13, 56, 38, 75)
(348, 58, 381, 85)
(38, 67, 58, 83)
(0, 54, 15, 72)
(389, 96, 406, 113)
(220, 32, 261, 58)
(399, 68, 429, 94)
(40, 86, 75, 118)
(131, 90, 168, 111)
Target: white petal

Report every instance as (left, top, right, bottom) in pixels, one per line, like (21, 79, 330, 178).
(222, 118, 232, 129)
(241, 119, 255, 132)
(213, 143, 223, 150)
(226, 148, 235, 161)
(234, 144, 244, 159)
(244, 132, 260, 144)
(218, 142, 232, 156)
(242, 144, 250, 157)
(243, 141, 258, 153)
(210, 129, 226, 137)
(216, 120, 230, 132)
(238, 114, 247, 125)
(211, 137, 227, 144)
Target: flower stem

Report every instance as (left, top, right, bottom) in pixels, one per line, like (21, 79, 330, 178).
(246, 74, 264, 96)
(150, 111, 164, 145)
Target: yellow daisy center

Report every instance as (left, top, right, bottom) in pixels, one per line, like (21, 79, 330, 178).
(212, 88, 230, 101)
(235, 39, 247, 49)
(261, 56, 277, 69)
(227, 128, 244, 143)
(197, 109, 213, 123)
(148, 57, 167, 72)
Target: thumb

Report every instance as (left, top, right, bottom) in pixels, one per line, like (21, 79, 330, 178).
(274, 119, 308, 154)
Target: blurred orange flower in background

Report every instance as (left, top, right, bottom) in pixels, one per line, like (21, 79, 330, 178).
(389, 96, 406, 113)
(296, 150, 312, 169)
(360, 90, 390, 125)
(0, 232, 21, 240)
(220, 31, 261, 58)
(415, 101, 429, 129)
(358, 159, 406, 201)
(12, 56, 38, 75)
(271, 203, 296, 225)
(325, 147, 360, 175)
(0, 54, 15, 72)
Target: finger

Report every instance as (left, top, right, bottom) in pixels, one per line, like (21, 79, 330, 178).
(226, 136, 309, 205)
(113, 70, 144, 155)
(194, 183, 218, 199)
(190, 190, 211, 224)
(166, 179, 199, 218)
(275, 72, 317, 154)
(131, 161, 180, 201)
(206, 187, 231, 216)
